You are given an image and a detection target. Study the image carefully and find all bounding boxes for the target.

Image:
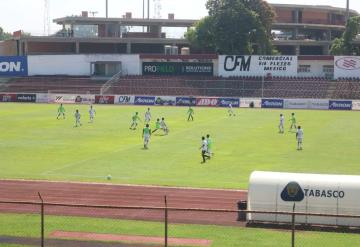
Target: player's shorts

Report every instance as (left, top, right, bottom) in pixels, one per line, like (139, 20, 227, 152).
(145, 117, 151, 122)
(297, 138, 303, 143)
(144, 134, 150, 142)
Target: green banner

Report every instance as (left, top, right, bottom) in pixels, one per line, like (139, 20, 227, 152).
(142, 62, 213, 76)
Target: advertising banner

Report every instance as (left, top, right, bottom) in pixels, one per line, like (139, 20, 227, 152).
(261, 99, 284, 109)
(329, 100, 352, 110)
(0, 93, 16, 102)
(16, 94, 36, 103)
(49, 94, 95, 104)
(154, 96, 176, 106)
(134, 96, 156, 105)
(219, 55, 297, 77)
(218, 98, 240, 107)
(334, 56, 360, 79)
(36, 93, 49, 103)
(352, 100, 360, 111)
(240, 98, 262, 108)
(115, 95, 134, 105)
(0, 56, 28, 76)
(95, 95, 115, 104)
(307, 99, 329, 110)
(196, 97, 219, 107)
(142, 62, 213, 76)
(284, 99, 307, 109)
(175, 97, 196, 106)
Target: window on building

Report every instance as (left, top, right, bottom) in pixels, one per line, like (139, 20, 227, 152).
(298, 65, 311, 73)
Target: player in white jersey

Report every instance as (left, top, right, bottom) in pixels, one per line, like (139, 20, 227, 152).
(74, 109, 82, 127)
(199, 136, 210, 163)
(160, 117, 169, 135)
(279, 114, 285, 134)
(296, 126, 304, 150)
(145, 108, 152, 124)
(89, 105, 96, 123)
(228, 103, 236, 116)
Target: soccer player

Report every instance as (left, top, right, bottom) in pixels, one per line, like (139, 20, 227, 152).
(187, 106, 194, 121)
(142, 124, 152, 149)
(206, 134, 213, 157)
(130, 112, 141, 130)
(89, 105, 96, 123)
(160, 117, 169, 135)
(289, 112, 297, 131)
(57, 103, 66, 119)
(74, 109, 82, 127)
(199, 136, 210, 164)
(145, 108, 152, 124)
(228, 103, 236, 116)
(296, 126, 304, 150)
(152, 118, 161, 134)
(279, 114, 285, 134)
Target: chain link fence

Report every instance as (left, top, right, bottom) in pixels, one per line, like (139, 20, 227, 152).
(1, 197, 360, 247)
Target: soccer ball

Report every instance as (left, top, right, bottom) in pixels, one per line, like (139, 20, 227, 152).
(107, 175, 112, 180)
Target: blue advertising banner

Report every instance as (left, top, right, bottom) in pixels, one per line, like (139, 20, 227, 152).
(175, 97, 196, 106)
(329, 100, 352, 110)
(261, 99, 284, 109)
(0, 56, 28, 76)
(218, 98, 240, 107)
(16, 94, 36, 102)
(134, 96, 156, 105)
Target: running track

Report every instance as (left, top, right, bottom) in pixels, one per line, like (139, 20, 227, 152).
(0, 180, 247, 226)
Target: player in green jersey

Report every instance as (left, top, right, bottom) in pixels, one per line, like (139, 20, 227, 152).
(57, 103, 65, 119)
(130, 112, 141, 130)
(142, 124, 152, 149)
(152, 118, 161, 134)
(187, 106, 194, 121)
(289, 112, 297, 131)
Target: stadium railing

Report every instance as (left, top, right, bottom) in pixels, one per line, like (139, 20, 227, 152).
(0, 197, 360, 247)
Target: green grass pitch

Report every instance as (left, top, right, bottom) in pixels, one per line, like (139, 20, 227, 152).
(0, 103, 360, 189)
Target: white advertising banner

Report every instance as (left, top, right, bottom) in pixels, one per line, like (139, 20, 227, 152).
(307, 99, 329, 110)
(284, 99, 329, 110)
(36, 93, 49, 103)
(240, 98, 261, 108)
(114, 95, 135, 105)
(219, 55, 298, 77)
(49, 94, 95, 104)
(334, 56, 360, 79)
(352, 100, 360, 111)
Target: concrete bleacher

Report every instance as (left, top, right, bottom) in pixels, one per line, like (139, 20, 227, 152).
(1, 75, 360, 100)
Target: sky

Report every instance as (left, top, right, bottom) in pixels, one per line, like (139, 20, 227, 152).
(0, 0, 358, 36)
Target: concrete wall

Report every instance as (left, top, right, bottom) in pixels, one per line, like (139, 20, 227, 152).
(0, 40, 17, 56)
(28, 54, 140, 76)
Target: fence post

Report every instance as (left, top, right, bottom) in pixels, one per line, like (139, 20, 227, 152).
(292, 203, 296, 247)
(38, 192, 44, 247)
(164, 196, 168, 247)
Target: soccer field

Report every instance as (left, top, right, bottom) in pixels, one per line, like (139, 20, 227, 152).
(1, 103, 359, 189)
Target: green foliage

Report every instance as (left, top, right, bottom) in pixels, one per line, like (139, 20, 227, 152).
(1, 104, 360, 189)
(330, 16, 360, 55)
(0, 27, 12, 40)
(187, 0, 276, 54)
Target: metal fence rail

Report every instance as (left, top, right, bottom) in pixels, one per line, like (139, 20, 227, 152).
(1, 196, 360, 247)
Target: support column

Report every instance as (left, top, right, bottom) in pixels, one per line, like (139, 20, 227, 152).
(24, 41, 29, 55)
(323, 45, 330, 55)
(75, 42, 80, 54)
(126, 42, 131, 54)
(295, 45, 300, 55)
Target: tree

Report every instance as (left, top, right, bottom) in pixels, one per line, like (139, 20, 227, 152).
(330, 16, 360, 55)
(0, 27, 12, 41)
(187, 0, 276, 54)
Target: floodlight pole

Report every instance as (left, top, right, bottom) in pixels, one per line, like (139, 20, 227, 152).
(106, 0, 108, 18)
(346, 0, 350, 22)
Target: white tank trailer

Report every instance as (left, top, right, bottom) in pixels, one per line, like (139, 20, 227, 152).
(247, 171, 360, 227)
